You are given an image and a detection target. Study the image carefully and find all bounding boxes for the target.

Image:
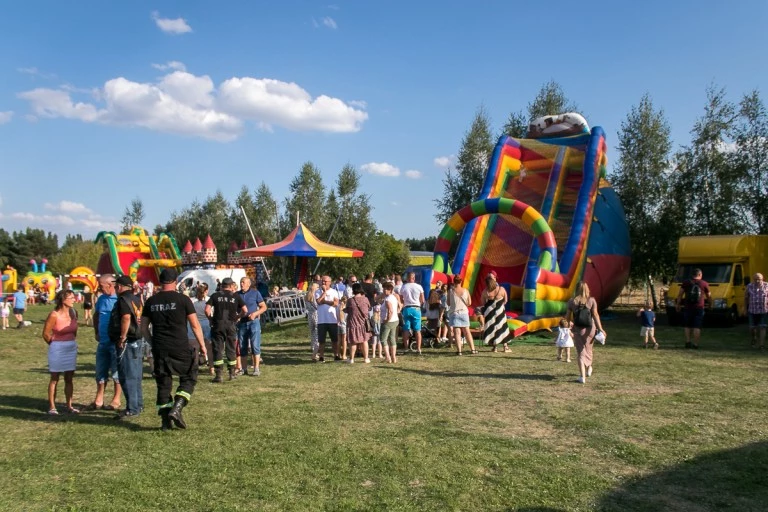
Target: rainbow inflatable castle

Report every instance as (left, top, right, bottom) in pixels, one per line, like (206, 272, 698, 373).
(431, 114, 631, 336)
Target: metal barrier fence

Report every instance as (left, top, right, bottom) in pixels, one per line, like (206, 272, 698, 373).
(263, 291, 307, 326)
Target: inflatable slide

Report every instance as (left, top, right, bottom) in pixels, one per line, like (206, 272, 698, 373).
(95, 226, 182, 284)
(432, 115, 631, 336)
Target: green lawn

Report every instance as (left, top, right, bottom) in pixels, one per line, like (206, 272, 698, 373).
(1, 304, 767, 511)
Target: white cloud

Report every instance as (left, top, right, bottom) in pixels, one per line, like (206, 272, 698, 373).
(0, 111, 13, 124)
(18, 69, 367, 140)
(327, 4, 340, 10)
(17, 67, 57, 80)
(321, 16, 337, 29)
(349, 100, 367, 109)
(44, 200, 92, 214)
(152, 61, 187, 72)
(10, 212, 76, 226)
(405, 170, 423, 179)
(434, 155, 455, 169)
(151, 11, 192, 34)
(362, 162, 400, 177)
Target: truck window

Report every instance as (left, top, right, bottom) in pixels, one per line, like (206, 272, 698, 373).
(733, 265, 743, 286)
(675, 264, 733, 284)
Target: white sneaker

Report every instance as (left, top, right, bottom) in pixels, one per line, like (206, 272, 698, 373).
(364, 358, 371, 364)
(587, 366, 593, 377)
(577, 376, 586, 384)
(347, 359, 354, 364)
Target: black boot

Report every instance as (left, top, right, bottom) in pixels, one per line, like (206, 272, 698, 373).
(167, 396, 188, 429)
(159, 408, 173, 431)
(212, 365, 223, 383)
(228, 366, 237, 381)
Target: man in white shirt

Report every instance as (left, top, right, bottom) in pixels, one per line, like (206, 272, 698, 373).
(399, 272, 425, 354)
(314, 275, 339, 362)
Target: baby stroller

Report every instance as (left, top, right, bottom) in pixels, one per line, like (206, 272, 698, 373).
(407, 318, 443, 350)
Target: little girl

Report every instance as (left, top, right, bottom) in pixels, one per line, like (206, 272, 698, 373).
(338, 296, 348, 361)
(555, 317, 574, 362)
(1, 299, 10, 330)
(371, 302, 382, 359)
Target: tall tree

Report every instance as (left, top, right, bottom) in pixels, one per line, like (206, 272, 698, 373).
(502, 80, 580, 138)
(228, 185, 258, 247)
(120, 197, 145, 232)
(7, 228, 59, 274)
(611, 94, 675, 282)
(48, 240, 103, 276)
(733, 90, 768, 233)
(283, 162, 327, 235)
(201, 191, 232, 255)
(672, 85, 741, 235)
(252, 182, 279, 245)
(435, 106, 494, 224)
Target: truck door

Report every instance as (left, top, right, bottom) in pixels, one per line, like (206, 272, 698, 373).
(733, 264, 745, 316)
(732, 263, 747, 317)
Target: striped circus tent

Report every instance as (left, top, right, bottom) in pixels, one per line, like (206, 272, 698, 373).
(238, 223, 363, 288)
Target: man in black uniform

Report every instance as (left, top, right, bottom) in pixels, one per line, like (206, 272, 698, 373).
(141, 269, 207, 431)
(205, 277, 246, 383)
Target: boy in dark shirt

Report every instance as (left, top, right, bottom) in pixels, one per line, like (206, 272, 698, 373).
(637, 301, 658, 349)
(205, 277, 247, 382)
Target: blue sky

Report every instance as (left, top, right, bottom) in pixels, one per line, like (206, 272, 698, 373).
(1, 1, 767, 244)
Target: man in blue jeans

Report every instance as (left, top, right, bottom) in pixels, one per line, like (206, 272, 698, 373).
(237, 277, 267, 376)
(110, 275, 144, 419)
(87, 275, 122, 410)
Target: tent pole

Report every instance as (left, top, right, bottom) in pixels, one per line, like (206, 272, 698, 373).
(241, 205, 270, 281)
(312, 209, 342, 277)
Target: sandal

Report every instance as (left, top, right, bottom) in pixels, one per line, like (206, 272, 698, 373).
(67, 407, 81, 414)
(503, 346, 511, 353)
(83, 403, 103, 411)
(47, 408, 59, 416)
(470, 350, 478, 355)
(491, 347, 498, 353)
(103, 404, 117, 411)
(456, 352, 462, 356)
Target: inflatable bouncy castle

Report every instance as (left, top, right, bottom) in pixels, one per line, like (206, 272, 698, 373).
(95, 226, 182, 285)
(23, 259, 56, 302)
(431, 114, 631, 336)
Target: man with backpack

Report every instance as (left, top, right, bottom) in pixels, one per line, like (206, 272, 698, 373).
(675, 268, 712, 349)
(110, 275, 144, 419)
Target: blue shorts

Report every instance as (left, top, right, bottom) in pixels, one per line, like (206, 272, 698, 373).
(402, 307, 422, 332)
(683, 308, 704, 329)
(238, 319, 262, 356)
(449, 311, 470, 328)
(95, 343, 118, 383)
(749, 313, 768, 328)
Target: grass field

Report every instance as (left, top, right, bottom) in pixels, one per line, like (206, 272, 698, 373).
(1, 304, 767, 511)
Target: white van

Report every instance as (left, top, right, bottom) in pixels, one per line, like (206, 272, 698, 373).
(177, 268, 248, 294)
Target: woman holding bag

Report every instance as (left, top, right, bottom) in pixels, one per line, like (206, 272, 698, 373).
(566, 281, 606, 384)
(345, 283, 371, 364)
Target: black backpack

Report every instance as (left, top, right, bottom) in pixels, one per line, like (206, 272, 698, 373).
(573, 302, 593, 328)
(108, 295, 140, 342)
(687, 280, 702, 305)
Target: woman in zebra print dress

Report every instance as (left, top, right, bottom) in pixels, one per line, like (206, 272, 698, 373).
(481, 271, 511, 352)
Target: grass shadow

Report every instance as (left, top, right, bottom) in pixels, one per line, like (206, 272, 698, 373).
(599, 440, 768, 511)
(379, 366, 555, 381)
(0, 394, 157, 431)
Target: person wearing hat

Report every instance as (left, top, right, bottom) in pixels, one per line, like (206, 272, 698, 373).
(480, 270, 511, 353)
(205, 277, 247, 382)
(141, 268, 207, 430)
(109, 275, 144, 419)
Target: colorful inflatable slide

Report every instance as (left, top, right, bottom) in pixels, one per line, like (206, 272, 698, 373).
(95, 226, 182, 284)
(432, 117, 630, 336)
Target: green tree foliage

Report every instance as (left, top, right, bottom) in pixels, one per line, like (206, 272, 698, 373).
(253, 182, 280, 245)
(120, 197, 145, 232)
(733, 90, 768, 234)
(502, 80, 580, 138)
(5, 228, 59, 275)
(435, 106, 494, 224)
(611, 94, 675, 282)
(228, 185, 258, 247)
(283, 162, 327, 235)
(48, 240, 103, 275)
(165, 191, 232, 256)
(374, 232, 411, 276)
(405, 236, 438, 252)
(672, 86, 741, 236)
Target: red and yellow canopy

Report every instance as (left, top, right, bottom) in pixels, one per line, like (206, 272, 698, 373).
(238, 223, 364, 258)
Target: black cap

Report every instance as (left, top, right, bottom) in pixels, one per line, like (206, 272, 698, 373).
(115, 275, 133, 287)
(221, 277, 235, 286)
(159, 268, 178, 284)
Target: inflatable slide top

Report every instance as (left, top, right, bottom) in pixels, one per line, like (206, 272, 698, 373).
(433, 115, 630, 336)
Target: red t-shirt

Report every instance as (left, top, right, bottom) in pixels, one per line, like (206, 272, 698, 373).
(682, 279, 710, 309)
